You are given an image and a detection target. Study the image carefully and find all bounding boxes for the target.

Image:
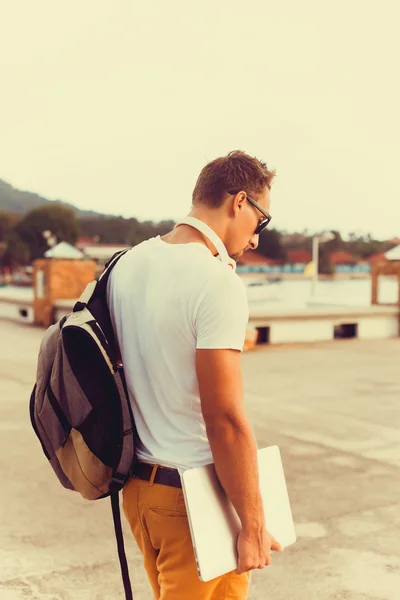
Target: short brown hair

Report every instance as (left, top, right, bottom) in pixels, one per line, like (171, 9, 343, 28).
(192, 150, 275, 207)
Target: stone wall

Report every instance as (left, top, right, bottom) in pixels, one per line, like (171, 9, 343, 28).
(33, 259, 96, 327)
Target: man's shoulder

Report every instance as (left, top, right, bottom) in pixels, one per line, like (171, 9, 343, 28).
(198, 263, 247, 306)
(205, 259, 245, 286)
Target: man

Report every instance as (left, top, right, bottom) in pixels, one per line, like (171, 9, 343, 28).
(107, 150, 283, 600)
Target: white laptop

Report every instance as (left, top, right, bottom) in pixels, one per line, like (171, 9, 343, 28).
(181, 445, 296, 582)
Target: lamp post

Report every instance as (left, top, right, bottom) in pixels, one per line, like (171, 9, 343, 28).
(311, 231, 335, 296)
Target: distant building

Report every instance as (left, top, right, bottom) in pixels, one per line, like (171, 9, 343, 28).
(45, 242, 85, 260)
(76, 238, 131, 267)
(237, 251, 280, 274)
(238, 249, 314, 275)
(329, 251, 357, 266)
(366, 251, 387, 265)
(329, 251, 370, 274)
(286, 249, 312, 264)
(283, 249, 312, 274)
(385, 244, 400, 260)
(366, 241, 400, 265)
(76, 237, 97, 250)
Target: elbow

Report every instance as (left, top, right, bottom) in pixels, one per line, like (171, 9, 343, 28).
(204, 411, 249, 442)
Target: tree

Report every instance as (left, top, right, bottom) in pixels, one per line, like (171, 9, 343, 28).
(321, 230, 344, 255)
(80, 216, 135, 244)
(346, 234, 385, 259)
(0, 212, 29, 268)
(16, 204, 80, 260)
(1, 231, 30, 268)
(0, 211, 18, 242)
(129, 220, 175, 246)
(256, 228, 286, 261)
(79, 217, 175, 247)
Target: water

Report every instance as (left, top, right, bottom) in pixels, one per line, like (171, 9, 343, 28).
(1, 279, 399, 311)
(247, 277, 399, 309)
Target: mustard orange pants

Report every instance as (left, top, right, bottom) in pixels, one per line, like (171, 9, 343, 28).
(122, 473, 250, 600)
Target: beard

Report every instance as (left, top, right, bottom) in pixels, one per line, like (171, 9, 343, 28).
(230, 249, 246, 262)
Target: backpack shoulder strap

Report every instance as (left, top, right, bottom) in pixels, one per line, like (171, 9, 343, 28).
(93, 249, 130, 302)
(110, 491, 133, 600)
(98, 249, 130, 287)
(73, 249, 130, 313)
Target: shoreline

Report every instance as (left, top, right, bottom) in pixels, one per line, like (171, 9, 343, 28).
(240, 272, 373, 281)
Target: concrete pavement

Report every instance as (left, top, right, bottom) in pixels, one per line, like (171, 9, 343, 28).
(1, 319, 400, 599)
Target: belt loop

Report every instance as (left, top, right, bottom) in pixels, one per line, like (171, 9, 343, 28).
(149, 465, 159, 487)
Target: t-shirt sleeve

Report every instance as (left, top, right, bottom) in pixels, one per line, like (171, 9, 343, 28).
(195, 273, 249, 351)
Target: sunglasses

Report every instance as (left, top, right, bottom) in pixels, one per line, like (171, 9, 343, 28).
(228, 190, 272, 235)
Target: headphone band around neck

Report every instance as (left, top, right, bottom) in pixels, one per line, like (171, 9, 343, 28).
(174, 217, 236, 270)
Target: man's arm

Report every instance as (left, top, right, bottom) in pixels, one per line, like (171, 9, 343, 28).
(196, 348, 282, 572)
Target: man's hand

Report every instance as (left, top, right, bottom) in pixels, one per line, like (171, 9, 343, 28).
(236, 526, 283, 574)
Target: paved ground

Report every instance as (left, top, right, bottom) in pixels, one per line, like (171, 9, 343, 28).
(1, 319, 400, 600)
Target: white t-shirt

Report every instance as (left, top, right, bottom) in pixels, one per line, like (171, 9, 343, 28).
(107, 236, 249, 471)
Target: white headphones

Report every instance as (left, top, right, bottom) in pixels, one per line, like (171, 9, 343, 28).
(174, 217, 236, 271)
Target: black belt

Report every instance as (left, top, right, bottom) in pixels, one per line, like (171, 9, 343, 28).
(132, 462, 182, 489)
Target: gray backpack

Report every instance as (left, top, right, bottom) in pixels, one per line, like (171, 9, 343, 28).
(30, 250, 135, 600)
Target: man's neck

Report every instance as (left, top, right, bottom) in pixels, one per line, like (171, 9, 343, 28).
(162, 211, 226, 256)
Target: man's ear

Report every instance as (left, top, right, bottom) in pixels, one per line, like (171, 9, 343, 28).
(232, 191, 247, 215)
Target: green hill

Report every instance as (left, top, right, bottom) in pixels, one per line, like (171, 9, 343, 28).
(0, 178, 102, 218)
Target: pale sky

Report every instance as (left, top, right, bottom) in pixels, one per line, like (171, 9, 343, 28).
(0, 1, 399, 239)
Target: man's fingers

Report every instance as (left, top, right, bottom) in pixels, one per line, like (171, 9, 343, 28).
(236, 534, 284, 574)
(264, 553, 271, 567)
(271, 537, 284, 552)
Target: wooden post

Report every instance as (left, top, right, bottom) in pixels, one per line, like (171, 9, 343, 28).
(371, 264, 379, 305)
(398, 273, 400, 307)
